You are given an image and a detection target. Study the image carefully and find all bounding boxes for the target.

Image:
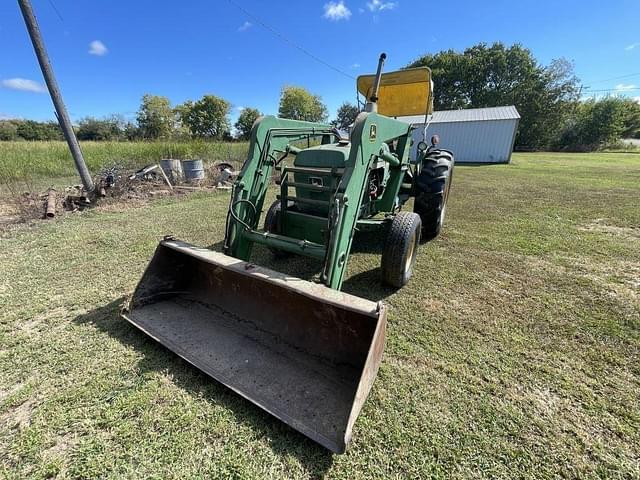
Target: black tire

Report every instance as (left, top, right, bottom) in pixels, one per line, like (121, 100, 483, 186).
(414, 149, 454, 241)
(381, 212, 422, 288)
(264, 200, 291, 258)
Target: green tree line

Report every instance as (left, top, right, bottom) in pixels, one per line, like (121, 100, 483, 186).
(407, 42, 640, 149)
(2, 42, 638, 150)
(0, 86, 331, 143)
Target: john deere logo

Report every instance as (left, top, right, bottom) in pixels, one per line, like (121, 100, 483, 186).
(369, 124, 377, 141)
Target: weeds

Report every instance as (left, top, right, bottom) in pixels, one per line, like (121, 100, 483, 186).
(0, 141, 248, 181)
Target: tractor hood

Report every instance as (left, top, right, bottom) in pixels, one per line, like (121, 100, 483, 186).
(294, 143, 351, 169)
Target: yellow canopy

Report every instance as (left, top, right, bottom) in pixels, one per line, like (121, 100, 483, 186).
(357, 67, 433, 117)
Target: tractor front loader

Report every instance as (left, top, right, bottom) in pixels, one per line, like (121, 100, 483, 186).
(122, 54, 454, 453)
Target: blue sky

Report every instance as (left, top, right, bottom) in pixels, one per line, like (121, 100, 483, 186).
(1, 0, 639, 124)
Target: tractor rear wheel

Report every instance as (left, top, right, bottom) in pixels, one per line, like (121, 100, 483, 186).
(414, 149, 454, 241)
(264, 200, 291, 259)
(381, 211, 422, 288)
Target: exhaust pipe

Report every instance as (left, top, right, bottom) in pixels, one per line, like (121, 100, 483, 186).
(364, 53, 386, 113)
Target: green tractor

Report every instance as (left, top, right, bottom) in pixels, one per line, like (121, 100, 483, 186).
(225, 53, 454, 290)
(123, 54, 454, 453)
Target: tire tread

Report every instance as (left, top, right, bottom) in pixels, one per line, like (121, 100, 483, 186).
(381, 212, 422, 288)
(414, 149, 454, 241)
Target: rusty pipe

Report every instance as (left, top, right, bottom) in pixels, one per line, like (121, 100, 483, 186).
(45, 188, 56, 218)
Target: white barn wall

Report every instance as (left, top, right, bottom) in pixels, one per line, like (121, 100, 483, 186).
(418, 119, 518, 163)
(402, 106, 520, 164)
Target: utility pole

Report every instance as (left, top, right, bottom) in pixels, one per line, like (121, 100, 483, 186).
(17, 0, 95, 193)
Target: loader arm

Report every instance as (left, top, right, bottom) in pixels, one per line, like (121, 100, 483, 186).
(322, 112, 413, 289)
(224, 116, 335, 260)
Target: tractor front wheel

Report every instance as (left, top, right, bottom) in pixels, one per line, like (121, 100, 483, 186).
(414, 149, 454, 242)
(264, 200, 291, 259)
(381, 211, 422, 288)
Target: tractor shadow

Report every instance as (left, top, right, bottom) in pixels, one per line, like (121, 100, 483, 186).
(342, 230, 397, 301)
(74, 298, 334, 477)
(207, 230, 398, 302)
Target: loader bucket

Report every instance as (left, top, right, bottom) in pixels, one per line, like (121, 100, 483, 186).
(122, 239, 386, 453)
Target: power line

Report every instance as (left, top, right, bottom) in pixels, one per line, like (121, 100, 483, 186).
(583, 87, 640, 93)
(46, 0, 64, 22)
(582, 72, 640, 86)
(226, 0, 355, 80)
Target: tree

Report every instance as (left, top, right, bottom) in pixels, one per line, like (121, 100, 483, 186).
(406, 43, 580, 149)
(556, 97, 636, 151)
(331, 102, 359, 130)
(234, 107, 261, 140)
(123, 121, 140, 141)
(136, 94, 175, 139)
(178, 95, 231, 139)
(76, 116, 124, 141)
(15, 120, 63, 141)
(620, 97, 640, 138)
(278, 86, 328, 122)
(0, 121, 18, 141)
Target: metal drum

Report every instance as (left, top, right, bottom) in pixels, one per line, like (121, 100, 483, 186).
(160, 159, 183, 184)
(182, 159, 205, 182)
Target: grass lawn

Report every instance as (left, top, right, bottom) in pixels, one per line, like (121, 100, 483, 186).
(0, 152, 639, 479)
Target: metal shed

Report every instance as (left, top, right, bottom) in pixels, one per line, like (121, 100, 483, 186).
(399, 106, 520, 164)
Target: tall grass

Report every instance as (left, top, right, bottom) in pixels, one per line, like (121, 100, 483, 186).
(0, 141, 249, 181)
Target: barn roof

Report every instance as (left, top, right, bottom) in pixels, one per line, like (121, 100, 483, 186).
(398, 106, 520, 124)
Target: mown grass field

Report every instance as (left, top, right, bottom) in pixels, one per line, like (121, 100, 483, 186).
(0, 141, 249, 182)
(1, 152, 639, 479)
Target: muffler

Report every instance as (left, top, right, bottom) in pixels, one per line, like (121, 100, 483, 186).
(122, 239, 386, 453)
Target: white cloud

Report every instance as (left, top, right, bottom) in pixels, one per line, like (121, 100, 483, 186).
(633, 96, 640, 103)
(351, 63, 360, 68)
(88, 40, 108, 56)
(236, 106, 245, 111)
(238, 21, 252, 32)
(625, 42, 640, 51)
(323, 1, 352, 20)
(1, 78, 45, 93)
(614, 83, 637, 92)
(367, 0, 397, 11)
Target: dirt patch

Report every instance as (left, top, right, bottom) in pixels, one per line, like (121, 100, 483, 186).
(0, 382, 25, 405)
(95, 196, 151, 213)
(0, 202, 20, 221)
(94, 187, 193, 214)
(1, 399, 35, 430)
(580, 219, 640, 240)
(525, 255, 639, 303)
(386, 355, 437, 373)
(42, 432, 79, 460)
(505, 384, 563, 417)
(0, 192, 42, 227)
(421, 298, 446, 312)
(0, 162, 228, 232)
(528, 386, 562, 418)
(573, 257, 639, 303)
(17, 306, 71, 335)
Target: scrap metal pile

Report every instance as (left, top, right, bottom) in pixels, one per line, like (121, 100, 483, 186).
(32, 161, 238, 221)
